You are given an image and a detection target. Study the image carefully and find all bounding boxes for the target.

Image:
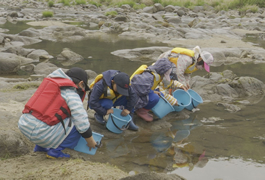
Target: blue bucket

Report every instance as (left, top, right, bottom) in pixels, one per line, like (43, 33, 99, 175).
(106, 108, 131, 134)
(172, 89, 191, 112)
(185, 89, 203, 110)
(74, 132, 104, 155)
(151, 95, 175, 119)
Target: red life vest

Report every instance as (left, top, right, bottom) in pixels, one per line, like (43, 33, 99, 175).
(22, 78, 82, 129)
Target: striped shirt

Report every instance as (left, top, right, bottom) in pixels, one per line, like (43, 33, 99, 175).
(18, 68, 90, 148)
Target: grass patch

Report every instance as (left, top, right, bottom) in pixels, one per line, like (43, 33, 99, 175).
(87, 0, 102, 7)
(133, 3, 146, 10)
(239, 4, 258, 14)
(105, 10, 118, 17)
(13, 82, 40, 90)
(42, 11, 54, 17)
(75, 0, 87, 5)
(59, 0, 71, 6)
(114, 0, 136, 7)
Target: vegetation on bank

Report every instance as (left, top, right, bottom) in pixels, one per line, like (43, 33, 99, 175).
(40, 0, 265, 11)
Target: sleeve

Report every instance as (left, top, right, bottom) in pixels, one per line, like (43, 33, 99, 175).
(176, 55, 193, 87)
(88, 80, 108, 116)
(63, 88, 92, 138)
(125, 86, 138, 111)
(172, 80, 184, 89)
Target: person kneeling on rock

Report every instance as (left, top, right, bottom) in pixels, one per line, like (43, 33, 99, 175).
(18, 67, 97, 158)
(88, 70, 139, 131)
(130, 58, 178, 122)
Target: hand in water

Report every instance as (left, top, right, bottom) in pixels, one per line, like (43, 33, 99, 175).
(85, 136, 97, 150)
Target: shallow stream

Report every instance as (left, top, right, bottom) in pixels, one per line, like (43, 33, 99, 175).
(2, 22, 265, 180)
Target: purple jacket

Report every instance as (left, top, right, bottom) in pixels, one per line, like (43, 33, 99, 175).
(131, 58, 174, 110)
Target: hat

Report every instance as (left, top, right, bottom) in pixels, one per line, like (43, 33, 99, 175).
(200, 51, 214, 72)
(113, 72, 130, 96)
(66, 67, 89, 91)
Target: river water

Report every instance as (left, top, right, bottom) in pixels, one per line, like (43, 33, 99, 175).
(2, 22, 265, 180)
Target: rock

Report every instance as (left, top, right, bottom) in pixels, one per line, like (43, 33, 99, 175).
(143, 6, 154, 14)
(0, 52, 34, 74)
(27, 49, 53, 61)
(56, 48, 84, 66)
(154, 3, 164, 12)
(34, 62, 58, 75)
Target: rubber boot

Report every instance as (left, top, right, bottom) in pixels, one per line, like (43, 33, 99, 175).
(136, 108, 153, 122)
(94, 113, 106, 125)
(33, 145, 50, 153)
(128, 113, 138, 131)
(46, 148, 70, 159)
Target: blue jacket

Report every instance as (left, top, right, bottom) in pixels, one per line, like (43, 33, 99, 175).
(89, 70, 138, 116)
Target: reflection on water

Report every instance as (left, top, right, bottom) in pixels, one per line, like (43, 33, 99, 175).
(2, 22, 265, 180)
(25, 35, 166, 75)
(172, 158, 265, 180)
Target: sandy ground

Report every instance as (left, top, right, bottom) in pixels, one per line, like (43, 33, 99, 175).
(0, 153, 128, 180)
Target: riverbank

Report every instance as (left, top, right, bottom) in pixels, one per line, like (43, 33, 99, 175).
(0, 0, 265, 180)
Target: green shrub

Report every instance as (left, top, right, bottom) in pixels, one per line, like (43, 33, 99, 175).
(42, 11, 54, 17)
(76, 0, 87, 5)
(48, 1, 54, 7)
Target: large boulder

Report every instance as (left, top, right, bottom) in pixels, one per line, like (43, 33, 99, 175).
(0, 52, 34, 74)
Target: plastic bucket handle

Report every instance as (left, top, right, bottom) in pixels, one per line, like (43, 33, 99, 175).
(110, 114, 130, 131)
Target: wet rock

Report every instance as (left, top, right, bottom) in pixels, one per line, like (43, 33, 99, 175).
(154, 3, 164, 12)
(0, 52, 33, 74)
(143, 6, 155, 14)
(114, 15, 128, 22)
(18, 28, 40, 38)
(34, 62, 58, 75)
(164, 5, 175, 12)
(111, 46, 172, 62)
(56, 48, 84, 66)
(27, 49, 53, 61)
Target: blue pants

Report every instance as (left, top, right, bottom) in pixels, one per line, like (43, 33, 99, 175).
(98, 96, 134, 113)
(57, 126, 81, 150)
(144, 90, 164, 110)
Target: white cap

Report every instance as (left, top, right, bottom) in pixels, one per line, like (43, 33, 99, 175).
(200, 51, 214, 72)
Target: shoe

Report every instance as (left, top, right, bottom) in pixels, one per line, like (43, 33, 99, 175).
(33, 145, 50, 153)
(128, 120, 139, 131)
(136, 108, 153, 122)
(94, 113, 106, 125)
(128, 113, 138, 131)
(46, 149, 70, 159)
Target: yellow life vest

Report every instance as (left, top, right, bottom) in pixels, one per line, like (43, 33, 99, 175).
(89, 74, 121, 102)
(169, 47, 198, 74)
(130, 65, 162, 90)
